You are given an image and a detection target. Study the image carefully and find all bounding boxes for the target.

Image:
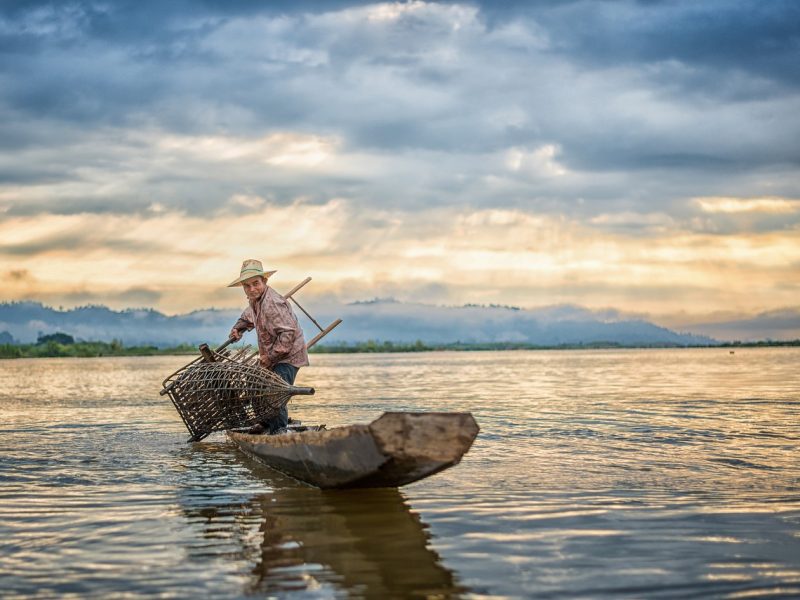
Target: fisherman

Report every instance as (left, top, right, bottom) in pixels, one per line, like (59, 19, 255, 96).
(228, 259, 309, 434)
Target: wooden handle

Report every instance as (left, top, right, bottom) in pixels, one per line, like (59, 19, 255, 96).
(283, 277, 312, 299)
(214, 337, 237, 353)
(306, 319, 343, 349)
(198, 343, 216, 362)
(161, 337, 235, 394)
(289, 386, 315, 396)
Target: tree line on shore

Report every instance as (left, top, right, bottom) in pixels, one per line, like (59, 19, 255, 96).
(0, 332, 797, 359)
(0, 333, 197, 359)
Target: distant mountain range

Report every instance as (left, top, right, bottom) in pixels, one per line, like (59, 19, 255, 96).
(0, 300, 719, 347)
(677, 308, 800, 344)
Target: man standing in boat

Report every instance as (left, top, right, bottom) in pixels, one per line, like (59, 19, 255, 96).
(227, 259, 309, 434)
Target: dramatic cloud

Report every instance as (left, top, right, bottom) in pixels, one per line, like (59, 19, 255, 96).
(0, 1, 798, 336)
(694, 197, 800, 214)
(2, 201, 797, 322)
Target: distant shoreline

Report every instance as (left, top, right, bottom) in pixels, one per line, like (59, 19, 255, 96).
(1, 339, 797, 359)
(0, 341, 199, 359)
(308, 340, 800, 352)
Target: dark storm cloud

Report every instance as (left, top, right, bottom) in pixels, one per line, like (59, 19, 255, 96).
(3, 196, 154, 217)
(0, 0, 798, 222)
(0, 229, 171, 256)
(0, 0, 372, 50)
(475, 0, 800, 85)
(0, 164, 70, 184)
(551, 1, 798, 87)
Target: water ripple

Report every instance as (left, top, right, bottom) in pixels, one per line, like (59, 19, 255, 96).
(0, 349, 798, 598)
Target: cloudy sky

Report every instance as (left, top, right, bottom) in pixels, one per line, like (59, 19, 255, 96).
(1, 0, 798, 332)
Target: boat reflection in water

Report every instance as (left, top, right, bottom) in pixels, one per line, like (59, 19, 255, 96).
(178, 444, 464, 598)
(252, 486, 462, 597)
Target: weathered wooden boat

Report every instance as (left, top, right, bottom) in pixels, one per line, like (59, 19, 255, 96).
(227, 411, 479, 489)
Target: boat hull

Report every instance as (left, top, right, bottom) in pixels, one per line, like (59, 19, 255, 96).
(227, 412, 479, 489)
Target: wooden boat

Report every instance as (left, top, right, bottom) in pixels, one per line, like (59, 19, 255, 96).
(226, 411, 479, 489)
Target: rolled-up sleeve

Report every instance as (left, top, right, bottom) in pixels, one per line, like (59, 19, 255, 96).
(233, 307, 255, 333)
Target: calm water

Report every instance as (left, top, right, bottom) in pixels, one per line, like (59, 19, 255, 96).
(1, 348, 798, 598)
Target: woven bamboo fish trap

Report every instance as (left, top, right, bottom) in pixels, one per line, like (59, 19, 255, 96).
(160, 343, 315, 442)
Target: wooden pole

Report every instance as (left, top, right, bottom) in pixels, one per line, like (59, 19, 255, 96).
(289, 296, 324, 331)
(282, 277, 312, 300)
(214, 337, 236, 353)
(306, 318, 343, 349)
(281, 276, 343, 348)
(198, 343, 216, 362)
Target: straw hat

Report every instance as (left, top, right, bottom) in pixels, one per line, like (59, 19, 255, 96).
(227, 259, 277, 287)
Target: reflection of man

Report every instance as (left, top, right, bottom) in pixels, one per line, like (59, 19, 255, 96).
(228, 259, 309, 434)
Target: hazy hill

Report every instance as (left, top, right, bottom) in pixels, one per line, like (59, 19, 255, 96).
(679, 309, 800, 343)
(0, 302, 239, 347)
(0, 300, 716, 347)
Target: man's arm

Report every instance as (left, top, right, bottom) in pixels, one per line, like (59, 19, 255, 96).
(229, 308, 254, 341)
(266, 299, 299, 365)
(268, 330, 295, 364)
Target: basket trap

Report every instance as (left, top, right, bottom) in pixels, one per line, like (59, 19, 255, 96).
(160, 344, 315, 442)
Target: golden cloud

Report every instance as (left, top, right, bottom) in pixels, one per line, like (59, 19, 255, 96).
(693, 196, 800, 214)
(158, 131, 338, 168)
(1, 202, 798, 317)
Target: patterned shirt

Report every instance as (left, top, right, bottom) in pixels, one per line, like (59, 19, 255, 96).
(232, 286, 309, 369)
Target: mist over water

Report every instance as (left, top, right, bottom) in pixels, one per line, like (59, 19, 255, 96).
(1, 349, 798, 598)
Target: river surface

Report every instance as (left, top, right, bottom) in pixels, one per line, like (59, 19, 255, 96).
(1, 348, 798, 598)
